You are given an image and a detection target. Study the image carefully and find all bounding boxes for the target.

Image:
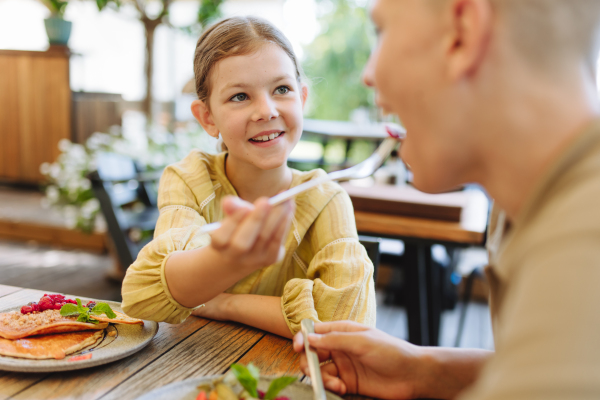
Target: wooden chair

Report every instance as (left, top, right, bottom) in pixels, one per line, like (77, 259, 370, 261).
(88, 152, 161, 271)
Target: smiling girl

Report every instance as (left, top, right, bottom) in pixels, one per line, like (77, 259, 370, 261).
(121, 16, 376, 338)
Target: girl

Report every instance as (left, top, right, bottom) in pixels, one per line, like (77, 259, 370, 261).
(121, 16, 376, 338)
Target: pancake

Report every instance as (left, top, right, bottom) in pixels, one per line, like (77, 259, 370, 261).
(90, 310, 143, 325)
(0, 310, 108, 340)
(0, 330, 103, 360)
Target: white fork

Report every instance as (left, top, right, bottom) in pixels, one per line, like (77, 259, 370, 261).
(199, 134, 402, 234)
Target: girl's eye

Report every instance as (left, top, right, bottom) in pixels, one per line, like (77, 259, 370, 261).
(230, 93, 247, 102)
(275, 86, 290, 95)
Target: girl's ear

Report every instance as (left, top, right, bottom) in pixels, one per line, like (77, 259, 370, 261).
(300, 84, 309, 109)
(191, 100, 220, 138)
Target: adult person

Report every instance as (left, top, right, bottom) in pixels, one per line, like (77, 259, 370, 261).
(292, 0, 600, 399)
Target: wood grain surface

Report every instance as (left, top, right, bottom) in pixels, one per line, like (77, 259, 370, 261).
(0, 286, 307, 400)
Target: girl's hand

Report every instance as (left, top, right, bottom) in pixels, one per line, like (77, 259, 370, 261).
(292, 321, 428, 400)
(191, 293, 232, 321)
(209, 196, 295, 272)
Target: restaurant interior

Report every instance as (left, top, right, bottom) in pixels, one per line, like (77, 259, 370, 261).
(0, 0, 495, 398)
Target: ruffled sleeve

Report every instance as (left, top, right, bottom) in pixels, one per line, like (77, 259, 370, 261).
(281, 190, 377, 335)
(121, 154, 216, 323)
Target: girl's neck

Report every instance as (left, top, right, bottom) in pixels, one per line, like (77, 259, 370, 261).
(225, 155, 293, 203)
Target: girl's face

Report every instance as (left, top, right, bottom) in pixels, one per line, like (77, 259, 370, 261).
(193, 43, 308, 172)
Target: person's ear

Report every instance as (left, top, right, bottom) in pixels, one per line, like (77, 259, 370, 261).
(445, 0, 492, 80)
(300, 83, 309, 109)
(191, 99, 220, 139)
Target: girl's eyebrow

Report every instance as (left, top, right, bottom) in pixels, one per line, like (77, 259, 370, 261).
(219, 74, 295, 94)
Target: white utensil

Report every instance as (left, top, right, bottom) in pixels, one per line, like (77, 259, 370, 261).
(199, 136, 400, 234)
(301, 319, 327, 400)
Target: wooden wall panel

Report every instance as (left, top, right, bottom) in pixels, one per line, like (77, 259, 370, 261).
(0, 48, 71, 184)
(0, 57, 21, 180)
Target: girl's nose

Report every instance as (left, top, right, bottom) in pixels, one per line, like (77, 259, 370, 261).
(252, 96, 279, 121)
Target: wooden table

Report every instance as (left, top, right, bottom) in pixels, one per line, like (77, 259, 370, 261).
(0, 285, 302, 400)
(343, 183, 490, 346)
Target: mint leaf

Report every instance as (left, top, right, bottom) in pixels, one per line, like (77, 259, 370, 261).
(230, 364, 258, 398)
(264, 376, 297, 400)
(61, 298, 100, 324)
(76, 313, 89, 323)
(60, 303, 79, 317)
(91, 303, 116, 319)
(247, 363, 260, 381)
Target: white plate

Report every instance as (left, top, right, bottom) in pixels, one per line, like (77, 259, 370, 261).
(0, 299, 158, 372)
(135, 375, 343, 400)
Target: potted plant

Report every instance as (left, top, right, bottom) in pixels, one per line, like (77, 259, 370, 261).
(41, 0, 72, 45)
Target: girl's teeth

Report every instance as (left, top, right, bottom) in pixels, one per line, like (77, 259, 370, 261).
(252, 132, 282, 142)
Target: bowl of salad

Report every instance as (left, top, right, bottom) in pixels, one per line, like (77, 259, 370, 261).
(134, 363, 342, 400)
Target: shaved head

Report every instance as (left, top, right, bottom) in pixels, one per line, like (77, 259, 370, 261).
(430, 0, 600, 72)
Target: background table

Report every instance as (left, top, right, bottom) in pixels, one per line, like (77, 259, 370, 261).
(0, 285, 302, 400)
(342, 183, 490, 346)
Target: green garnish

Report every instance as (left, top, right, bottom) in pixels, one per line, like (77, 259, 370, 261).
(59, 298, 116, 324)
(265, 376, 298, 400)
(230, 363, 297, 400)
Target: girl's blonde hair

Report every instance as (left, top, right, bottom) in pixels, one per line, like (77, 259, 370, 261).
(194, 16, 303, 106)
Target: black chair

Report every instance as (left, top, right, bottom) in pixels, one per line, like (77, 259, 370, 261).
(88, 152, 161, 271)
(359, 235, 381, 283)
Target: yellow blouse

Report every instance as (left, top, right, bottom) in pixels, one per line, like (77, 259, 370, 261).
(121, 150, 376, 334)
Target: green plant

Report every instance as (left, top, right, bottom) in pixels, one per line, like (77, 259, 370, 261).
(41, 0, 69, 18)
(303, 0, 377, 121)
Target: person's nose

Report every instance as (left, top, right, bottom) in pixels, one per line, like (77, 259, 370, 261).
(362, 51, 376, 88)
(252, 95, 279, 122)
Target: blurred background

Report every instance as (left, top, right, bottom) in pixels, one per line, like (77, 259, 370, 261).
(0, 0, 495, 349)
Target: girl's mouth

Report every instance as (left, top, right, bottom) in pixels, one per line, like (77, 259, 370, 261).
(249, 131, 284, 143)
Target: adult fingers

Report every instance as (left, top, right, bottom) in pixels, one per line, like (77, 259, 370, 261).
(307, 331, 369, 355)
(314, 320, 371, 334)
(299, 357, 346, 395)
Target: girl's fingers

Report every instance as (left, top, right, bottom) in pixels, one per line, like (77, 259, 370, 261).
(229, 198, 270, 253)
(256, 200, 294, 247)
(257, 201, 294, 255)
(222, 196, 253, 215)
(210, 205, 251, 249)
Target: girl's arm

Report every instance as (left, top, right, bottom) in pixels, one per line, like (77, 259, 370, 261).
(193, 293, 292, 338)
(165, 196, 294, 309)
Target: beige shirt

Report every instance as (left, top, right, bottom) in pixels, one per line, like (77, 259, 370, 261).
(461, 121, 600, 400)
(121, 151, 376, 335)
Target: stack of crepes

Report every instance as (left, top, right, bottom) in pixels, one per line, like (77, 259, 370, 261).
(0, 296, 143, 360)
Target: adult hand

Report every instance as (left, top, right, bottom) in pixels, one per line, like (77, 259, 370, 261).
(209, 195, 294, 273)
(293, 321, 427, 400)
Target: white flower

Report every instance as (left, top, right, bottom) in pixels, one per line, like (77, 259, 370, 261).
(49, 163, 61, 179)
(63, 205, 78, 228)
(39, 162, 51, 175)
(58, 138, 72, 152)
(81, 198, 99, 218)
(68, 144, 87, 162)
(46, 185, 59, 202)
(80, 178, 91, 191)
